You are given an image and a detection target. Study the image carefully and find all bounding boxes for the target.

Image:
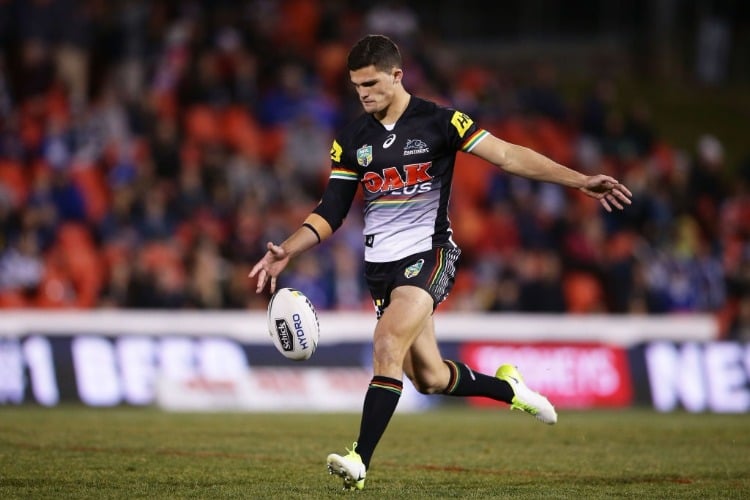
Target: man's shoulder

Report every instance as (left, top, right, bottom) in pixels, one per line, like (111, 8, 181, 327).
(409, 96, 463, 123)
(414, 95, 463, 111)
(336, 113, 376, 144)
(410, 96, 482, 147)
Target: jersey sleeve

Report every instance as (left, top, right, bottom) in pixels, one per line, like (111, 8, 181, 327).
(311, 138, 360, 232)
(442, 108, 490, 153)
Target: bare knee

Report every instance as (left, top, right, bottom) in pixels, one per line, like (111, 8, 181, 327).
(406, 371, 446, 395)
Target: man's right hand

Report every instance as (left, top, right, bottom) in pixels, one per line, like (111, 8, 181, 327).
(248, 242, 290, 294)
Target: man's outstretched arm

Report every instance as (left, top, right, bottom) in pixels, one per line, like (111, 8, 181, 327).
(470, 134, 632, 212)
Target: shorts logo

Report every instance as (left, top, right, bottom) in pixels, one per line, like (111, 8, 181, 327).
(383, 134, 396, 148)
(404, 259, 424, 278)
(403, 139, 429, 156)
(357, 144, 373, 167)
(373, 298, 385, 319)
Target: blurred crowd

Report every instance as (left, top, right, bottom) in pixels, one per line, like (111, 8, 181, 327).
(0, 0, 749, 340)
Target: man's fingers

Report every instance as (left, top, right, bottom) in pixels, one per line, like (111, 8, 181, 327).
(614, 189, 632, 204)
(248, 262, 262, 278)
(248, 242, 286, 294)
(255, 269, 267, 293)
(607, 193, 624, 210)
(597, 188, 632, 211)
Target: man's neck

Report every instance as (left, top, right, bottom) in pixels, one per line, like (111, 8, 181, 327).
(375, 90, 411, 125)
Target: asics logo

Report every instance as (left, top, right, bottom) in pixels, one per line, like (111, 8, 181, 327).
(383, 134, 396, 148)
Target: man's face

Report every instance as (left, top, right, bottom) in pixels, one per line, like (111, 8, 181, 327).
(349, 65, 400, 115)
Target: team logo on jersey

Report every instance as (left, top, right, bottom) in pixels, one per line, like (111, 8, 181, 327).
(383, 134, 396, 148)
(356, 145, 373, 167)
(404, 259, 424, 279)
(450, 110, 474, 138)
(403, 139, 429, 156)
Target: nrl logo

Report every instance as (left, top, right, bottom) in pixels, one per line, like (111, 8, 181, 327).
(357, 145, 373, 167)
(404, 259, 424, 278)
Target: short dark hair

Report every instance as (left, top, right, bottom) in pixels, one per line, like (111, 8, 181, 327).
(347, 34, 402, 73)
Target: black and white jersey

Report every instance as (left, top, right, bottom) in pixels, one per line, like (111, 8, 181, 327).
(314, 96, 489, 263)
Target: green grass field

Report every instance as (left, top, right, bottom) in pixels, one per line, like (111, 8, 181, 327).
(1, 406, 748, 499)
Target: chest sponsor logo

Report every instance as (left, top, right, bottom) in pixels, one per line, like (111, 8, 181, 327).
(383, 134, 396, 149)
(356, 145, 373, 167)
(403, 139, 429, 156)
(362, 162, 433, 194)
(404, 259, 424, 278)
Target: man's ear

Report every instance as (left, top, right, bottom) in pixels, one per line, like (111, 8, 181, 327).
(392, 68, 403, 85)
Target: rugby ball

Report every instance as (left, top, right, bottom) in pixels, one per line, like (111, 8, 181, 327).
(267, 288, 320, 361)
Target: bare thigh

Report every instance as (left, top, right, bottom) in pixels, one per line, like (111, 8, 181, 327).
(372, 285, 433, 379)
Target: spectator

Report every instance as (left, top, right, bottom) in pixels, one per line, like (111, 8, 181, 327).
(517, 250, 566, 313)
(688, 134, 728, 241)
(0, 230, 43, 292)
(0, 0, 743, 330)
(519, 63, 567, 123)
(364, 0, 419, 44)
(187, 237, 228, 309)
(274, 109, 331, 200)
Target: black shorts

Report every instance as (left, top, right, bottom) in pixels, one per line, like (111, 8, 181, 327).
(365, 246, 462, 318)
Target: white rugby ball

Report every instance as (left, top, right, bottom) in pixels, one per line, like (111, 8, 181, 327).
(267, 287, 320, 361)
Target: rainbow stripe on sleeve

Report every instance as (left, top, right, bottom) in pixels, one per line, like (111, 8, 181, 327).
(330, 168, 359, 181)
(460, 129, 489, 152)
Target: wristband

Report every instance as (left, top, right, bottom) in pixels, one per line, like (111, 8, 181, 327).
(302, 223, 321, 243)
